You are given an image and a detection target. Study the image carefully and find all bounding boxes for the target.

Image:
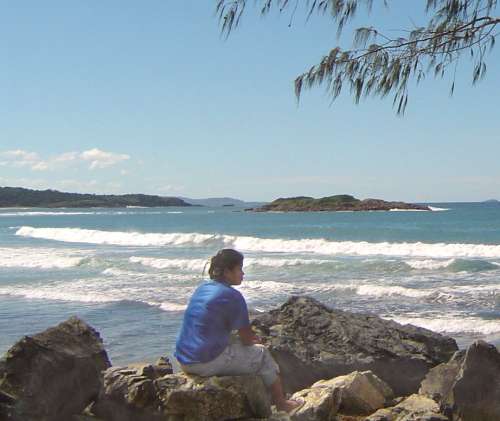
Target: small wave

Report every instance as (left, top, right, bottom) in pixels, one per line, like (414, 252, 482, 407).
(167, 211, 184, 214)
(158, 301, 188, 312)
(130, 256, 334, 271)
(245, 257, 332, 268)
(0, 247, 89, 269)
(405, 258, 499, 272)
(0, 211, 97, 217)
(447, 259, 499, 272)
(405, 259, 456, 270)
(130, 257, 208, 271)
(388, 315, 500, 335)
(0, 286, 118, 303)
(429, 206, 450, 211)
(389, 208, 428, 212)
(356, 285, 431, 298)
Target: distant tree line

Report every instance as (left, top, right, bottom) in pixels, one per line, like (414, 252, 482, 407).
(0, 187, 191, 208)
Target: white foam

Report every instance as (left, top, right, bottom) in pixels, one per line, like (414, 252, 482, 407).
(129, 256, 333, 272)
(231, 236, 500, 259)
(0, 276, 195, 305)
(245, 257, 331, 268)
(389, 208, 428, 212)
(0, 211, 96, 217)
(15, 226, 500, 259)
(0, 247, 88, 269)
(158, 301, 188, 311)
(356, 285, 431, 298)
(130, 257, 207, 271)
(16, 226, 219, 247)
(404, 259, 456, 270)
(388, 315, 500, 335)
(0, 285, 118, 303)
(429, 206, 450, 211)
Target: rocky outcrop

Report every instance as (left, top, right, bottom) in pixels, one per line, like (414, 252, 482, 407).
(250, 195, 430, 212)
(365, 394, 448, 421)
(0, 316, 111, 421)
(288, 370, 393, 421)
(92, 363, 272, 421)
(312, 370, 393, 415)
(252, 296, 458, 396)
(419, 340, 500, 421)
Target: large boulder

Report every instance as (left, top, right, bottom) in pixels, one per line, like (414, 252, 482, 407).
(0, 316, 111, 421)
(365, 394, 448, 421)
(92, 363, 272, 421)
(288, 370, 392, 421)
(252, 296, 458, 396)
(311, 370, 393, 415)
(419, 340, 500, 421)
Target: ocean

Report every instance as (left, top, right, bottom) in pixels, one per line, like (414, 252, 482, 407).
(1, 203, 499, 365)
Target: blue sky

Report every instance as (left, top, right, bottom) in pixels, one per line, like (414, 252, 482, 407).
(1, 1, 499, 202)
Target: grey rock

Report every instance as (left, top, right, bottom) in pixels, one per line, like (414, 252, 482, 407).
(366, 394, 448, 421)
(312, 370, 393, 415)
(92, 363, 272, 421)
(252, 296, 458, 396)
(420, 340, 500, 421)
(0, 316, 111, 421)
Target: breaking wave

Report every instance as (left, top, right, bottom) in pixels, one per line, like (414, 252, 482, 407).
(388, 315, 500, 335)
(15, 226, 500, 259)
(0, 247, 89, 269)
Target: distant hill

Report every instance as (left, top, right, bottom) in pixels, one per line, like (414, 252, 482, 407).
(249, 194, 431, 212)
(180, 197, 266, 207)
(483, 199, 499, 203)
(0, 187, 192, 208)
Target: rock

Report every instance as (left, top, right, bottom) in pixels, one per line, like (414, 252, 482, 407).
(289, 379, 341, 421)
(286, 370, 392, 421)
(419, 340, 500, 421)
(366, 394, 448, 421)
(0, 316, 111, 421)
(312, 370, 393, 415)
(92, 363, 272, 421)
(252, 296, 458, 395)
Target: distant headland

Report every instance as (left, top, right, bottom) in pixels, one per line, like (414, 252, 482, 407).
(248, 194, 431, 212)
(0, 187, 192, 208)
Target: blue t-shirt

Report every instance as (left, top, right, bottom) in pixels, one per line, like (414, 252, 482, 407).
(175, 280, 250, 365)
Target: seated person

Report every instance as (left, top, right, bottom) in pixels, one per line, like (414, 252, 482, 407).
(175, 248, 302, 413)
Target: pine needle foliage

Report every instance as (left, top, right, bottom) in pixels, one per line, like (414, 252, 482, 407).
(216, 0, 499, 114)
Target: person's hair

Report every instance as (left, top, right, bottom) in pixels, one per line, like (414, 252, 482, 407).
(208, 249, 244, 280)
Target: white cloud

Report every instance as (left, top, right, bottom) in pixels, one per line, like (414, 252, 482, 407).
(80, 148, 130, 170)
(31, 161, 50, 171)
(53, 152, 79, 163)
(1, 150, 40, 161)
(156, 184, 185, 194)
(0, 150, 41, 170)
(0, 148, 130, 172)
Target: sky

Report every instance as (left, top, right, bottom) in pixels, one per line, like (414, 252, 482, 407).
(1, 1, 499, 202)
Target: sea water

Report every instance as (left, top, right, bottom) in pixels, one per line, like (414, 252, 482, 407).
(0, 203, 499, 365)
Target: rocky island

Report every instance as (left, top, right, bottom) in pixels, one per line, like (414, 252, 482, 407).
(249, 195, 431, 212)
(0, 187, 192, 208)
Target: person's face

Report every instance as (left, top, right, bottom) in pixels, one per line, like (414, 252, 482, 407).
(224, 263, 244, 285)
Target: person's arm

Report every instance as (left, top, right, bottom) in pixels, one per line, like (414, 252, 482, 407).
(238, 325, 262, 346)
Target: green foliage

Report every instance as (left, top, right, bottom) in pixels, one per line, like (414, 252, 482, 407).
(0, 187, 191, 208)
(216, 0, 499, 114)
(256, 194, 429, 211)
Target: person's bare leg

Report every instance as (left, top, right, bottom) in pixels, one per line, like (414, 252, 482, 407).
(270, 376, 302, 413)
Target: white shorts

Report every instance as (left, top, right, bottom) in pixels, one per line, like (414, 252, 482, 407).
(180, 342, 280, 387)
